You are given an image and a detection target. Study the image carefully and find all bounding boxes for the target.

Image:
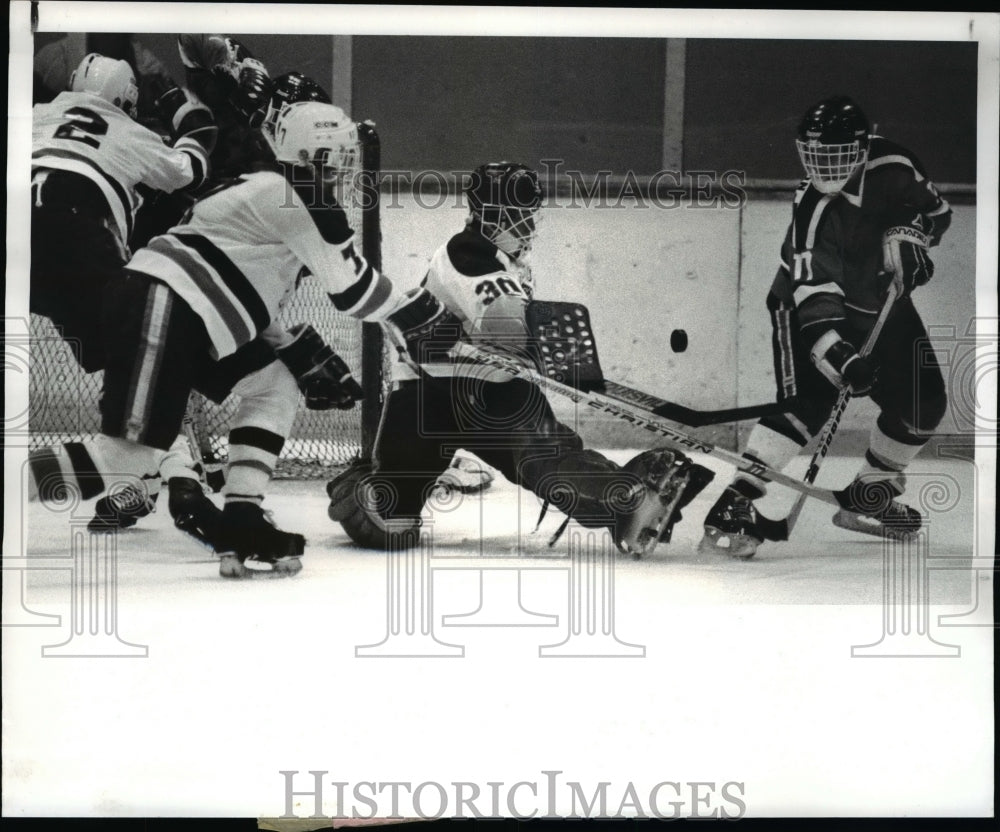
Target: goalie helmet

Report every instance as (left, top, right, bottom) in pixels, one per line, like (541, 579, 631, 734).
(268, 101, 359, 177)
(795, 96, 870, 194)
(69, 53, 139, 118)
(262, 72, 332, 140)
(466, 161, 543, 259)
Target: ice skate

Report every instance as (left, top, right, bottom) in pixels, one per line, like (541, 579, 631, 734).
(167, 477, 226, 550)
(88, 482, 158, 531)
(614, 448, 715, 558)
(832, 477, 921, 540)
(217, 502, 306, 579)
(699, 486, 764, 560)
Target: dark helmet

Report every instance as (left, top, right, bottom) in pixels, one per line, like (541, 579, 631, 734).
(795, 96, 870, 193)
(465, 162, 543, 258)
(262, 72, 332, 140)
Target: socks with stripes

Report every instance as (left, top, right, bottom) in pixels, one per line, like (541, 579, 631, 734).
(28, 435, 161, 504)
(732, 424, 805, 497)
(854, 420, 926, 495)
(223, 425, 284, 507)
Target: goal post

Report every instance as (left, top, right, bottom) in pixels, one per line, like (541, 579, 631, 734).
(28, 121, 387, 480)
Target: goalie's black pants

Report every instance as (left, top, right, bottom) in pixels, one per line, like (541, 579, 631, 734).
(372, 376, 629, 528)
(762, 292, 948, 447)
(30, 170, 126, 373)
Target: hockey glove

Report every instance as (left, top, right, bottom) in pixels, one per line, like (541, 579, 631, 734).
(385, 287, 464, 365)
(276, 323, 364, 411)
(810, 330, 875, 396)
(882, 217, 934, 296)
(230, 59, 272, 126)
(154, 85, 218, 154)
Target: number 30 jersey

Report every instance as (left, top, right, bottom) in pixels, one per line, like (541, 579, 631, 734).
(32, 91, 209, 248)
(126, 167, 405, 359)
(393, 227, 533, 382)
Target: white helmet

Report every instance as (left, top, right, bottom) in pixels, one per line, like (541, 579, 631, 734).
(70, 53, 139, 118)
(268, 101, 358, 175)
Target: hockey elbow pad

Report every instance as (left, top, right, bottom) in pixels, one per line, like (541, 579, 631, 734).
(810, 330, 875, 396)
(385, 288, 464, 365)
(277, 323, 364, 411)
(156, 86, 219, 153)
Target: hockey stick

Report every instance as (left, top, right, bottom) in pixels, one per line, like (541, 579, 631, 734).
(760, 281, 901, 540)
(601, 380, 795, 427)
(451, 341, 843, 507)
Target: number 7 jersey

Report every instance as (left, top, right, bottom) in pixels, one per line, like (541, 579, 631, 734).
(126, 166, 406, 359)
(32, 91, 209, 249)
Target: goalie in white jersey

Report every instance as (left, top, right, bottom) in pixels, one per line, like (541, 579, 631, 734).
(327, 162, 714, 555)
(28, 101, 462, 578)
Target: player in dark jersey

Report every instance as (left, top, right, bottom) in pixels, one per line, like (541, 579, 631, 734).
(326, 162, 715, 555)
(700, 96, 952, 559)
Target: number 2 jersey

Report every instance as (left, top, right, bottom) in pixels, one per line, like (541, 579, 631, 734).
(32, 91, 209, 250)
(393, 227, 534, 383)
(126, 166, 406, 359)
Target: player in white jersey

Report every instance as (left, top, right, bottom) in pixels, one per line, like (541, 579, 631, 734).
(28, 101, 461, 579)
(31, 53, 210, 372)
(327, 162, 714, 554)
(31, 54, 218, 535)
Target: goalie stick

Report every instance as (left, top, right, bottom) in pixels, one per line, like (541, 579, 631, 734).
(451, 340, 843, 507)
(757, 281, 901, 541)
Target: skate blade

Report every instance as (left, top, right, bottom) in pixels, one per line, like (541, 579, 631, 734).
(831, 510, 918, 541)
(219, 554, 303, 579)
(698, 528, 758, 560)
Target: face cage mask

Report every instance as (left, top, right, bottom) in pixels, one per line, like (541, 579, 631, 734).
(478, 205, 541, 259)
(796, 139, 868, 194)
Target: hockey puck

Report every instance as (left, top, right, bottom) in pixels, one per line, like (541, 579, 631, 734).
(670, 329, 688, 352)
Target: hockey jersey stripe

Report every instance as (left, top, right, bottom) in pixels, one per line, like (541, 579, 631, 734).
(329, 263, 374, 312)
(32, 147, 133, 243)
(867, 154, 924, 180)
(171, 233, 272, 333)
(351, 272, 396, 320)
(793, 281, 845, 302)
(140, 239, 252, 353)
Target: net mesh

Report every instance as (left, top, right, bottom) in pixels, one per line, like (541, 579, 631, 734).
(28, 123, 385, 480)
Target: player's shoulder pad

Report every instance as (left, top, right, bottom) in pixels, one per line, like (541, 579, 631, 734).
(445, 228, 505, 277)
(278, 163, 353, 245)
(865, 137, 928, 179)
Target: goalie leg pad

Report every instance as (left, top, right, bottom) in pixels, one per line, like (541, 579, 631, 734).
(327, 462, 421, 550)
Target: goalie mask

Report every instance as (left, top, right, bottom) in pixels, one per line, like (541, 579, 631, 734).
(70, 53, 139, 118)
(466, 162, 543, 259)
(262, 72, 332, 141)
(268, 101, 359, 179)
(795, 96, 870, 194)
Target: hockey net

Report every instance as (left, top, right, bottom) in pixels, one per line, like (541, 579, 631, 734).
(28, 122, 386, 480)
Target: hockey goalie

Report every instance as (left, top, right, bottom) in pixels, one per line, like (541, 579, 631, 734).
(327, 161, 715, 556)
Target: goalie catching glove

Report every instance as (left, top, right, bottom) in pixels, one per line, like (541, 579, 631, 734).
(276, 323, 364, 411)
(385, 287, 464, 365)
(882, 215, 934, 296)
(810, 330, 875, 396)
